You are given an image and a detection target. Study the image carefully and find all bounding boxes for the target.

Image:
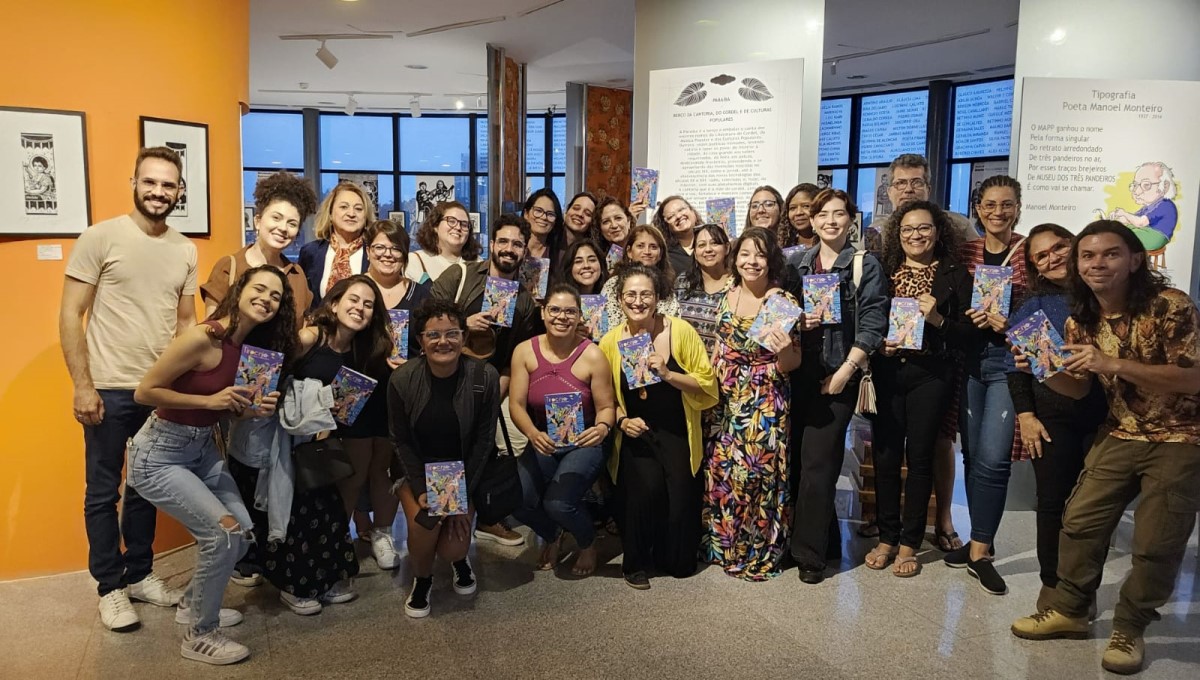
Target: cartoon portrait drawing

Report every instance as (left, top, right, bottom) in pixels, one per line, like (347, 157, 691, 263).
(1106, 161, 1179, 253)
(894, 315, 919, 348)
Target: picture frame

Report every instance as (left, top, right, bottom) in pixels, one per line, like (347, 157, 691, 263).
(0, 106, 91, 236)
(140, 116, 210, 236)
(387, 211, 406, 229)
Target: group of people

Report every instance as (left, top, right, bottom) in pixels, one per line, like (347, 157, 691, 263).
(61, 146, 1198, 675)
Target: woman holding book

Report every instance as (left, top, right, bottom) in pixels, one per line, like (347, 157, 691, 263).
(599, 264, 719, 589)
(786, 189, 888, 584)
(674, 223, 732, 356)
(702, 228, 801, 580)
(127, 266, 296, 665)
(866, 201, 974, 577)
(745, 185, 785, 240)
(387, 298, 501, 617)
(508, 282, 617, 576)
(524, 188, 567, 268)
(947, 175, 1030, 596)
(405, 201, 481, 285)
(782, 183, 821, 250)
(599, 224, 679, 332)
(299, 180, 376, 308)
(653, 195, 702, 278)
(594, 197, 634, 253)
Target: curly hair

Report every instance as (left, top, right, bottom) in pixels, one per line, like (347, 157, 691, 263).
(652, 195, 701, 248)
(414, 200, 481, 260)
(314, 181, 376, 241)
(728, 227, 786, 287)
(779, 182, 820, 247)
(880, 200, 963, 275)
(615, 223, 675, 285)
(363, 219, 411, 272)
(1068, 220, 1169, 335)
(491, 212, 532, 245)
(253, 172, 318, 222)
(208, 266, 298, 363)
(743, 185, 785, 232)
(554, 239, 608, 294)
(680, 224, 730, 294)
(591, 196, 634, 248)
(307, 274, 394, 375)
(615, 262, 671, 302)
(412, 297, 467, 336)
(564, 191, 601, 244)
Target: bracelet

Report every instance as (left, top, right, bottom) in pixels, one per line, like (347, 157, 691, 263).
(843, 360, 860, 373)
(596, 421, 612, 433)
(616, 415, 628, 429)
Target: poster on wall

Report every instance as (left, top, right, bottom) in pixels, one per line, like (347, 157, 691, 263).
(1015, 77, 1200, 292)
(872, 167, 895, 223)
(969, 160, 1010, 221)
(141, 117, 209, 236)
(647, 58, 803, 229)
(413, 175, 456, 226)
(338, 173, 379, 211)
(0, 106, 90, 235)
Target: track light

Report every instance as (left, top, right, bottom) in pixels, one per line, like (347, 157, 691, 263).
(316, 41, 338, 69)
(455, 99, 465, 110)
(345, 95, 358, 116)
(410, 96, 422, 118)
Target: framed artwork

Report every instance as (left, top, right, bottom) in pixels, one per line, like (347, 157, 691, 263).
(140, 116, 210, 236)
(387, 211, 406, 229)
(0, 106, 91, 236)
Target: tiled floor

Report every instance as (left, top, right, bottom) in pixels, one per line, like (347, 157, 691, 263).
(2, 504, 1197, 679)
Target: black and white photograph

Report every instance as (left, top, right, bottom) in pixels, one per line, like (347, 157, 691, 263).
(386, 210, 406, 230)
(140, 116, 210, 235)
(0, 107, 90, 235)
(339, 172, 379, 209)
(165, 141, 188, 217)
(414, 174, 455, 223)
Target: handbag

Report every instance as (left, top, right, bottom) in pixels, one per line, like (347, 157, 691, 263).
(850, 250, 877, 416)
(468, 365, 521, 525)
(292, 434, 354, 492)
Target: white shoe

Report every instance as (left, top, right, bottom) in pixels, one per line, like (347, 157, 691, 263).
(371, 530, 400, 570)
(321, 579, 358, 604)
(230, 569, 262, 587)
(98, 589, 140, 632)
(128, 573, 183, 607)
(180, 629, 250, 666)
(175, 605, 244, 628)
(279, 591, 322, 616)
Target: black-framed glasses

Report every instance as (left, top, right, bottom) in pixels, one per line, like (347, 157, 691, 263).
(544, 305, 581, 319)
(749, 200, 779, 211)
(899, 224, 934, 238)
(369, 244, 404, 257)
(529, 206, 557, 219)
(442, 215, 472, 230)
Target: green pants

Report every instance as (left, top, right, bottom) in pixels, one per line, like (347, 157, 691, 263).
(1051, 435, 1200, 634)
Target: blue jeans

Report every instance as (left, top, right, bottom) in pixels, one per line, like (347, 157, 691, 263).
(127, 414, 253, 634)
(83, 389, 157, 596)
(514, 445, 605, 549)
(961, 345, 1016, 545)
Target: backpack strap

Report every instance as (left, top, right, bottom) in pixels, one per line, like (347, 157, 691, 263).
(852, 249, 865, 291)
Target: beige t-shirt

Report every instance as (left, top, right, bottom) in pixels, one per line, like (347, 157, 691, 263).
(65, 215, 198, 389)
(405, 250, 463, 285)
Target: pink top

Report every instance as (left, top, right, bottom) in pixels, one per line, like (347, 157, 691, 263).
(157, 321, 242, 427)
(527, 336, 594, 429)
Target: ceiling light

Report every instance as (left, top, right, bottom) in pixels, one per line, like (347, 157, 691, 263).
(345, 95, 358, 116)
(410, 96, 422, 118)
(455, 99, 465, 110)
(830, 60, 838, 76)
(847, 75, 866, 80)
(1048, 28, 1067, 45)
(805, 18, 822, 33)
(316, 41, 338, 69)
(405, 64, 428, 70)
(696, 19, 717, 26)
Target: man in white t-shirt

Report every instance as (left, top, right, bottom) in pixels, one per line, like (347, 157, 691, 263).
(59, 147, 199, 632)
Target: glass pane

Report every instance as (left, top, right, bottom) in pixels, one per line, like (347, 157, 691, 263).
(552, 116, 566, 173)
(818, 99, 851, 166)
(858, 90, 929, 164)
(476, 177, 489, 257)
(400, 117, 471, 172)
(526, 117, 546, 174)
(856, 167, 884, 229)
(399, 174, 468, 243)
(242, 171, 308, 259)
(948, 162, 973, 216)
(816, 168, 849, 192)
(552, 176, 565, 204)
(526, 175, 545, 197)
(476, 116, 489, 173)
(242, 112, 303, 169)
(319, 172, 395, 219)
(952, 80, 1014, 159)
(319, 115, 394, 171)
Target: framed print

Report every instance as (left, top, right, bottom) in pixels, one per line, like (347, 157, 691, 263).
(0, 106, 91, 236)
(387, 211, 406, 229)
(140, 116, 210, 236)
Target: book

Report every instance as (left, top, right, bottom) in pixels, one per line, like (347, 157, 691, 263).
(482, 276, 519, 327)
(580, 294, 609, 342)
(424, 461, 467, 516)
(802, 273, 842, 325)
(234, 345, 284, 407)
(330, 366, 377, 426)
(387, 309, 410, 361)
(747, 293, 802, 350)
(970, 264, 1014, 317)
(519, 257, 550, 299)
(544, 392, 585, 447)
(617, 332, 662, 389)
(781, 245, 805, 260)
(1006, 309, 1069, 382)
(705, 197, 736, 237)
(886, 298, 925, 350)
(606, 244, 624, 270)
(630, 167, 659, 208)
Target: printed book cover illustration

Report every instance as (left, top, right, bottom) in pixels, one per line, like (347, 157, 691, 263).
(706, 197, 736, 237)
(519, 257, 550, 299)
(482, 276, 519, 327)
(387, 309, 410, 362)
(580, 294, 609, 342)
(747, 294, 802, 350)
(1006, 309, 1068, 382)
(330, 366, 377, 426)
(545, 392, 585, 447)
(630, 167, 659, 208)
(617, 332, 662, 390)
(606, 244, 624, 270)
(887, 298, 925, 350)
(970, 264, 1013, 317)
(234, 345, 284, 407)
(802, 273, 842, 325)
(425, 461, 467, 517)
(781, 245, 806, 260)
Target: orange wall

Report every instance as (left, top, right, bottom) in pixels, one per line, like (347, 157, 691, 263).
(0, 0, 249, 580)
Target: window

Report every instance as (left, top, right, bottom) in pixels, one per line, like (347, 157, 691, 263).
(525, 113, 566, 201)
(241, 112, 305, 257)
(948, 79, 1014, 221)
(818, 98, 851, 167)
(858, 90, 929, 165)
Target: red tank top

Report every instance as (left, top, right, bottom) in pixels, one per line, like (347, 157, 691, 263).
(156, 321, 243, 427)
(526, 336, 594, 429)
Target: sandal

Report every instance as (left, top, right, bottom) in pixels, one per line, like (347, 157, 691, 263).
(856, 520, 880, 538)
(864, 543, 897, 570)
(934, 529, 963, 552)
(893, 555, 921, 578)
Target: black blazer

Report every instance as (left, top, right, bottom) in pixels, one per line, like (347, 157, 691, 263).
(298, 238, 370, 310)
(902, 259, 981, 356)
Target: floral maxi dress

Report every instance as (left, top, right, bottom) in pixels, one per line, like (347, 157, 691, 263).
(701, 292, 794, 580)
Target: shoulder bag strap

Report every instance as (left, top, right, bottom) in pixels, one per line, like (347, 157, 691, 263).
(226, 254, 237, 288)
(999, 238, 1026, 267)
(455, 261, 470, 305)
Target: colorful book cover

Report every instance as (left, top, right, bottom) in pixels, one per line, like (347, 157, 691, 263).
(606, 244, 624, 270)
(970, 264, 1013, 317)
(781, 245, 805, 260)
(1006, 309, 1068, 382)
(580, 294, 609, 343)
(519, 257, 550, 299)
(387, 309, 410, 361)
(617, 332, 662, 390)
(630, 167, 659, 208)
(747, 294, 802, 350)
(544, 392, 585, 447)
(424, 461, 467, 517)
(330, 366, 378, 426)
(234, 345, 284, 407)
(802, 273, 842, 325)
(705, 197, 736, 237)
(886, 298, 925, 350)
(482, 276, 519, 327)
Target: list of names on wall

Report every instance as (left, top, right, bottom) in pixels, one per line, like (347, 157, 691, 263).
(858, 91, 928, 164)
(953, 80, 1014, 158)
(818, 98, 851, 166)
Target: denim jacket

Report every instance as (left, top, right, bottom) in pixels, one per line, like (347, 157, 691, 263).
(786, 243, 888, 374)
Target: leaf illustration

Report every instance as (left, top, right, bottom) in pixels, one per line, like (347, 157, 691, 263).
(710, 73, 736, 86)
(738, 77, 774, 102)
(674, 81, 708, 107)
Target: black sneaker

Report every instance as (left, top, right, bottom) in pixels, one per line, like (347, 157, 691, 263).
(451, 558, 477, 595)
(967, 558, 1008, 595)
(943, 543, 993, 568)
(405, 576, 433, 618)
(798, 565, 825, 585)
(624, 571, 651, 590)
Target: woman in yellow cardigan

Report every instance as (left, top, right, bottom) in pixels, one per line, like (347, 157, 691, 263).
(599, 263, 718, 590)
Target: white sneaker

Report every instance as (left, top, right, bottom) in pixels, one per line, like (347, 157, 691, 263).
(175, 605, 244, 628)
(371, 530, 400, 570)
(321, 579, 358, 604)
(180, 629, 250, 666)
(128, 573, 183, 607)
(279, 591, 322, 616)
(230, 569, 262, 587)
(98, 589, 140, 632)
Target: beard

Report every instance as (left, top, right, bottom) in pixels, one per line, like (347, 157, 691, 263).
(491, 251, 521, 275)
(132, 188, 178, 220)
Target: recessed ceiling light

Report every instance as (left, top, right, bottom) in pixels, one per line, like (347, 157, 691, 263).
(847, 75, 867, 80)
(405, 64, 428, 70)
(455, 99, 465, 110)
(696, 19, 717, 26)
(1048, 28, 1067, 45)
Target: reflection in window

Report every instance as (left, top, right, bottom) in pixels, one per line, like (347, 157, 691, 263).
(526, 117, 546, 174)
(242, 112, 304, 169)
(400, 117, 470, 172)
(552, 117, 566, 173)
(319, 115, 394, 171)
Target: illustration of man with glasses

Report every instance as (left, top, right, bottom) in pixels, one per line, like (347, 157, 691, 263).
(1108, 161, 1178, 251)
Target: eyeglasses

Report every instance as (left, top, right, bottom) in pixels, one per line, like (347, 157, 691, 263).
(749, 200, 779, 211)
(890, 178, 928, 190)
(442, 216, 472, 230)
(1033, 241, 1072, 266)
(369, 244, 404, 257)
(545, 305, 581, 319)
(529, 206, 557, 219)
(494, 236, 526, 250)
(621, 292, 656, 304)
(420, 329, 464, 343)
(980, 201, 1017, 213)
(1129, 180, 1163, 192)
(899, 224, 934, 238)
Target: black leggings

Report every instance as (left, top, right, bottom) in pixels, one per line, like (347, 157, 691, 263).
(1032, 414, 1097, 588)
(618, 427, 701, 577)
